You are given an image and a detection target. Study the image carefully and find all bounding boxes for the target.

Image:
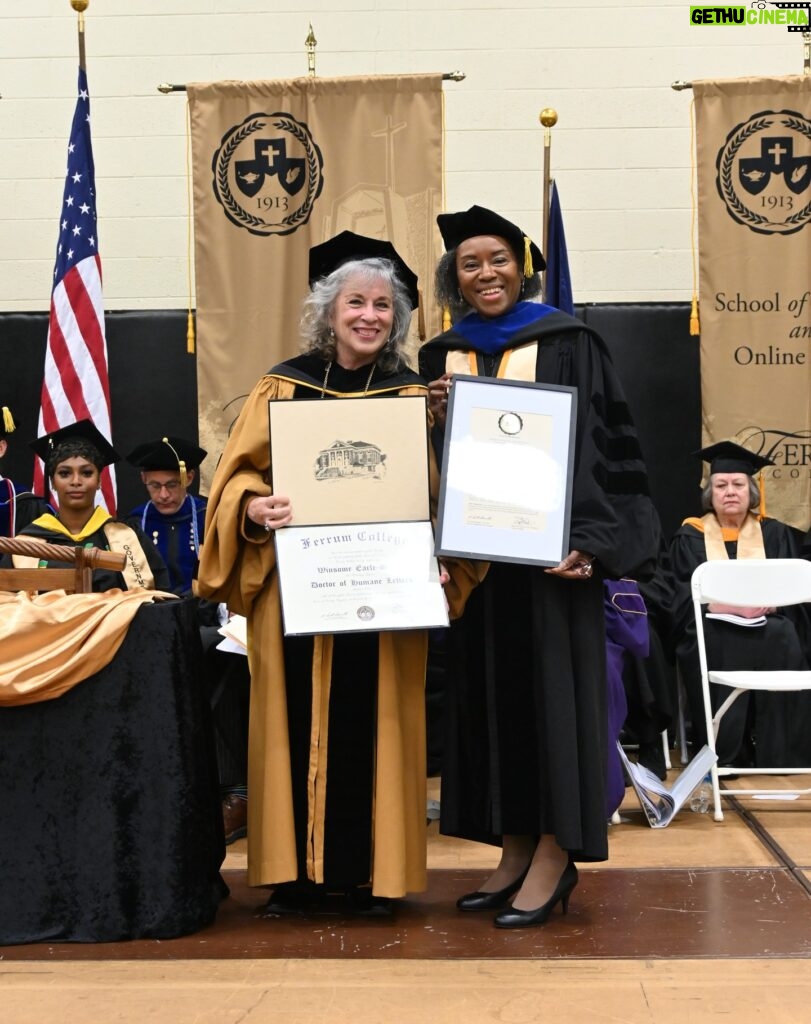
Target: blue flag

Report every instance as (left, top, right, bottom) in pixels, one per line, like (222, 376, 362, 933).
(544, 181, 574, 315)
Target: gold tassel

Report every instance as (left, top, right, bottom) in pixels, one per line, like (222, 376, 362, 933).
(162, 436, 188, 489)
(417, 289, 426, 341)
(2, 407, 15, 433)
(523, 236, 533, 278)
(689, 296, 700, 336)
(186, 311, 195, 354)
(758, 469, 766, 521)
(442, 305, 451, 331)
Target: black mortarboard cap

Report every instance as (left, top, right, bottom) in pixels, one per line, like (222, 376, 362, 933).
(1, 405, 17, 437)
(436, 205, 546, 275)
(308, 230, 420, 310)
(126, 437, 207, 472)
(695, 441, 774, 476)
(30, 419, 120, 468)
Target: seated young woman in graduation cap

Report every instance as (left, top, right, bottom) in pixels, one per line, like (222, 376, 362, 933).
(668, 440, 811, 766)
(2, 419, 169, 593)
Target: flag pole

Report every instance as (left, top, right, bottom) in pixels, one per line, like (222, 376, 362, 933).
(71, 0, 88, 71)
(539, 107, 557, 301)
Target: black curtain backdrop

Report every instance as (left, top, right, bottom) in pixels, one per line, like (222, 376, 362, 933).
(0, 304, 700, 538)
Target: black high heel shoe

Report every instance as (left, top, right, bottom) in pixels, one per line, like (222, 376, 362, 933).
(493, 859, 578, 928)
(456, 867, 530, 911)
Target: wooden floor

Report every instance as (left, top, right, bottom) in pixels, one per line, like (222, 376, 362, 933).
(3, 771, 811, 1023)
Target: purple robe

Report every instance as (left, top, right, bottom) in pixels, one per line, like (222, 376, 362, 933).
(604, 580, 650, 815)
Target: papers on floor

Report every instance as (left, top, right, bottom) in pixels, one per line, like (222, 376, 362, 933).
(217, 614, 248, 656)
(705, 612, 766, 627)
(618, 742, 718, 828)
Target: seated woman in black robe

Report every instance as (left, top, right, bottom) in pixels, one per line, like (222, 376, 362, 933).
(669, 441, 811, 766)
(2, 419, 169, 592)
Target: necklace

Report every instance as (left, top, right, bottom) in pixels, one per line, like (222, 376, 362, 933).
(320, 360, 377, 398)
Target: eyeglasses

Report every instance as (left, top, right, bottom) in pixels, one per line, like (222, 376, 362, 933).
(145, 479, 182, 494)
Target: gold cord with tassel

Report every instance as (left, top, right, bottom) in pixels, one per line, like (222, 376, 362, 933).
(690, 296, 700, 336)
(523, 236, 533, 278)
(689, 97, 700, 336)
(2, 407, 15, 433)
(162, 436, 188, 489)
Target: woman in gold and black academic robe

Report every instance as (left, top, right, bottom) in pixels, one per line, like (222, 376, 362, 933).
(198, 232, 473, 915)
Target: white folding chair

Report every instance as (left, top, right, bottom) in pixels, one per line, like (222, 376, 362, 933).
(690, 558, 811, 821)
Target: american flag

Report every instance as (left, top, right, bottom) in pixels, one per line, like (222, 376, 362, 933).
(33, 66, 117, 514)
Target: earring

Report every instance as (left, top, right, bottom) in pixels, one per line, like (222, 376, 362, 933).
(328, 326, 335, 339)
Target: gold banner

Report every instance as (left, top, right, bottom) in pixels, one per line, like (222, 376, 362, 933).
(187, 75, 445, 489)
(694, 76, 811, 529)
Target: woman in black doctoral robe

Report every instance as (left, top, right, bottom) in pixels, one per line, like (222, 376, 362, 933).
(419, 206, 659, 928)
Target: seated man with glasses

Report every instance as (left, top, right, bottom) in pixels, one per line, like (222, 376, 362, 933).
(126, 437, 250, 846)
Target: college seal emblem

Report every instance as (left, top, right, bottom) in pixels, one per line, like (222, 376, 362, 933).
(212, 111, 324, 237)
(715, 108, 811, 236)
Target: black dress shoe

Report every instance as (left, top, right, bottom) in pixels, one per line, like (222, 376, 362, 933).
(260, 881, 323, 915)
(493, 860, 579, 929)
(345, 886, 395, 917)
(456, 868, 529, 911)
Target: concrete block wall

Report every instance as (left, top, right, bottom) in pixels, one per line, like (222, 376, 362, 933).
(0, 1, 803, 310)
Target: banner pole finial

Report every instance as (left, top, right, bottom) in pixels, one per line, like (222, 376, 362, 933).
(306, 24, 317, 78)
(539, 108, 557, 295)
(71, 0, 88, 69)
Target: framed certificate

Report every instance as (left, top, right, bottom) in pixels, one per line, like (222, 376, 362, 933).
(267, 394, 448, 635)
(268, 395, 429, 526)
(435, 375, 577, 566)
(274, 521, 448, 635)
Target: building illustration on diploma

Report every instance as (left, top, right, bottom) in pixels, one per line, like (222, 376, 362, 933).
(314, 440, 387, 480)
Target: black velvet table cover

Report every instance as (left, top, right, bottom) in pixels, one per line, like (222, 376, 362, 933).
(0, 598, 227, 944)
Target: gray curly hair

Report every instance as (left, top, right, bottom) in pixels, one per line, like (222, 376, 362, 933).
(300, 258, 414, 373)
(434, 249, 543, 324)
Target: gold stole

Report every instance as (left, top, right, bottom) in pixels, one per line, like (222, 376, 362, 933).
(445, 342, 538, 383)
(12, 521, 155, 590)
(702, 512, 766, 561)
(104, 522, 156, 590)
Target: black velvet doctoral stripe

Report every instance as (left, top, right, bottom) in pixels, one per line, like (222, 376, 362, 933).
(0, 599, 227, 944)
(590, 392, 635, 429)
(592, 462, 651, 497)
(322, 632, 377, 886)
(591, 427, 644, 463)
